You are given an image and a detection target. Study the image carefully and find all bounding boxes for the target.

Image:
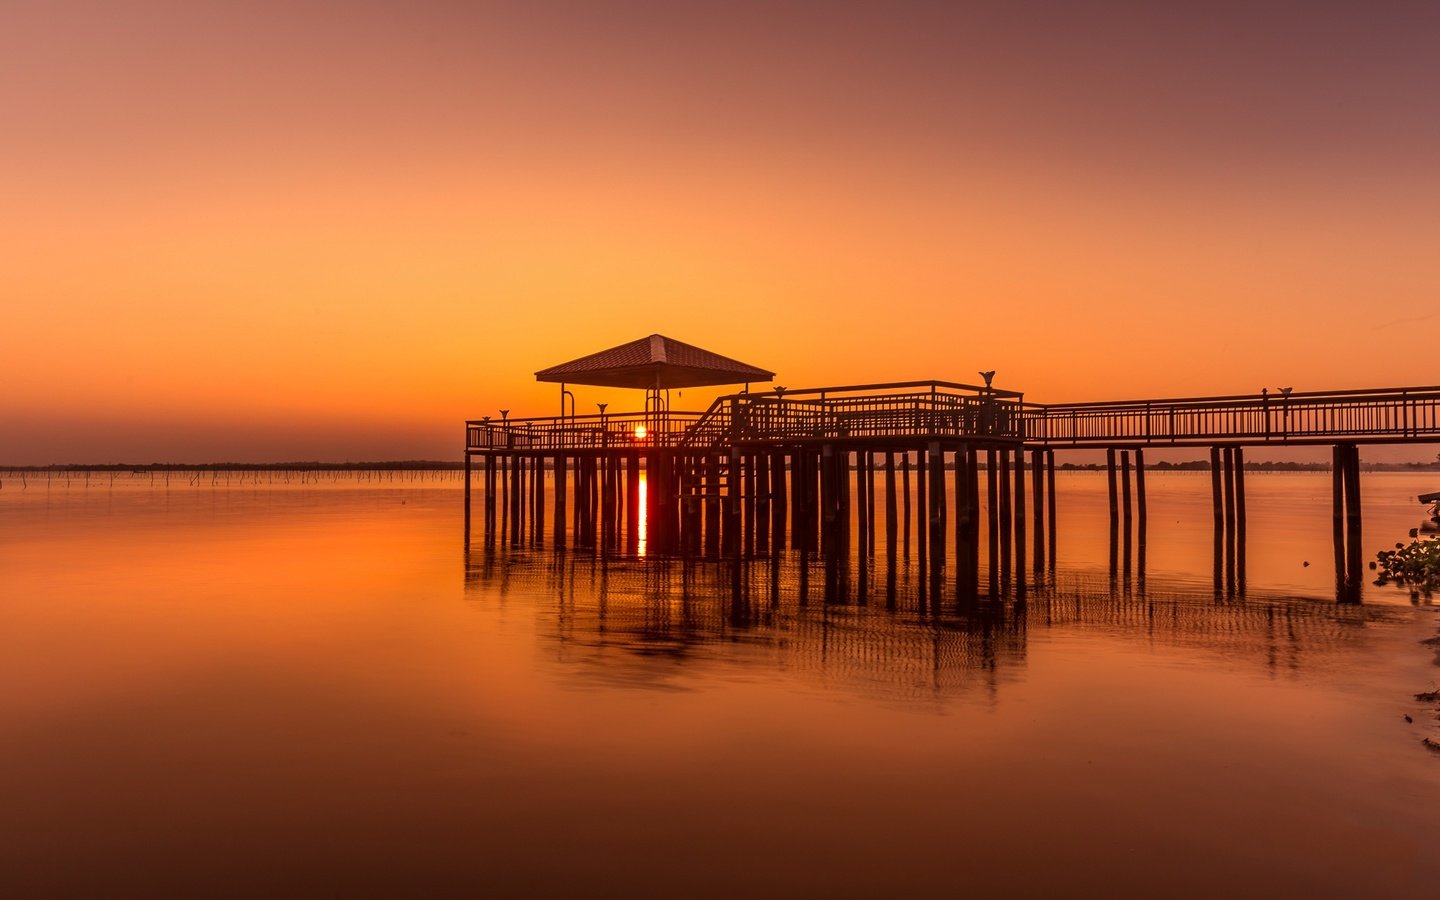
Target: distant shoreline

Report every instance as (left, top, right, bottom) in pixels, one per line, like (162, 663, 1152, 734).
(0, 461, 467, 472)
(4, 460, 1439, 474)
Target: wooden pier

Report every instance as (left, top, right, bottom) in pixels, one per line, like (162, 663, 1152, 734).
(465, 339, 1440, 604)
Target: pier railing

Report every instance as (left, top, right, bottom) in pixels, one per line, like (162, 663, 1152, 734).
(469, 384, 1440, 453)
(1025, 386, 1440, 446)
(467, 382, 1027, 454)
(682, 381, 1026, 449)
(466, 410, 708, 451)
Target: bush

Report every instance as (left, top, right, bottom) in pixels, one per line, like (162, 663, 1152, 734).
(1375, 538, 1440, 594)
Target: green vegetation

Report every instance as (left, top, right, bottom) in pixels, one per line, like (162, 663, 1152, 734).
(1374, 538, 1440, 594)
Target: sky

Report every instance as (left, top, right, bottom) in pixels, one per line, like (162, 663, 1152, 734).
(4, 0, 1439, 464)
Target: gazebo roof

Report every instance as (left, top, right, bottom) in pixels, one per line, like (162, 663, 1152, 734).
(535, 334, 775, 390)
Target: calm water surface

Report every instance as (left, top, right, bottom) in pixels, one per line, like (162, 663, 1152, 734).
(3, 470, 1439, 897)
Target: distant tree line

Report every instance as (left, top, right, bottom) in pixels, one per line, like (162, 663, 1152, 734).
(1, 461, 467, 472)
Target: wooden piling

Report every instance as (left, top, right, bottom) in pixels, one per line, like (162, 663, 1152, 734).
(1232, 446, 1245, 542)
(1343, 444, 1363, 597)
(744, 452, 757, 557)
(987, 449, 999, 595)
(535, 456, 546, 546)
(771, 451, 787, 550)
(1223, 446, 1236, 590)
(857, 450, 870, 565)
(726, 447, 742, 557)
(855, 452, 868, 600)
(705, 454, 722, 556)
(866, 451, 877, 556)
(1046, 449, 1057, 570)
(998, 448, 1012, 588)
(916, 447, 928, 600)
(1121, 449, 1133, 578)
(756, 450, 771, 555)
(928, 442, 945, 583)
(486, 455, 498, 539)
(818, 445, 833, 557)
(1210, 446, 1224, 543)
(884, 452, 898, 555)
(955, 447, 967, 593)
(960, 446, 980, 600)
(510, 452, 523, 545)
(1014, 447, 1026, 586)
(901, 453, 911, 557)
(500, 454, 509, 542)
(1120, 450, 1132, 544)
(809, 449, 822, 553)
(1332, 444, 1346, 588)
(1134, 447, 1147, 543)
(1134, 447, 1146, 583)
(1106, 447, 1119, 534)
(1031, 448, 1045, 574)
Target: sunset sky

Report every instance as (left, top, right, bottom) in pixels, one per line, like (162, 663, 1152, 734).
(5, 0, 1439, 464)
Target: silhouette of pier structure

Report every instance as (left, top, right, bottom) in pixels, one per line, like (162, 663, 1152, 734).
(465, 335, 1440, 602)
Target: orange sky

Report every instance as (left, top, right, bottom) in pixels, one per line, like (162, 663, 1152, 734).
(5, 1, 1439, 463)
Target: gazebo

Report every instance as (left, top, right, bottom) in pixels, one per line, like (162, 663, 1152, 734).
(535, 334, 775, 421)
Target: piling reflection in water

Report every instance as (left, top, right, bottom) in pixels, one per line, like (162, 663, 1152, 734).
(464, 542, 1406, 703)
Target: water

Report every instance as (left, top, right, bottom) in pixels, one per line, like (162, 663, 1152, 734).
(3, 471, 1438, 896)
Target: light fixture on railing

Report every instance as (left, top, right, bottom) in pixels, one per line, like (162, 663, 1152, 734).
(774, 386, 786, 399)
(482, 416, 491, 425)
(500, 409, 509, 423)
(1279, 387, 1293, 398)
(597, 403, 607, 415)
(979, 370, 996, 389)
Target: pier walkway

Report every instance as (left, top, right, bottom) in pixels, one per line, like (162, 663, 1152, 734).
(468, 383, 1440, 453)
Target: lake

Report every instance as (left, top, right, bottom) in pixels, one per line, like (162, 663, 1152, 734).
(3, 469, 1438, 897)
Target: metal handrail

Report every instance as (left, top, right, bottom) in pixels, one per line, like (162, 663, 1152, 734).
(1026, 387, 1440, 445)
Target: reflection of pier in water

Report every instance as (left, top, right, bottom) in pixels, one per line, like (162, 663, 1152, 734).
(464, 547, 1405, 704)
